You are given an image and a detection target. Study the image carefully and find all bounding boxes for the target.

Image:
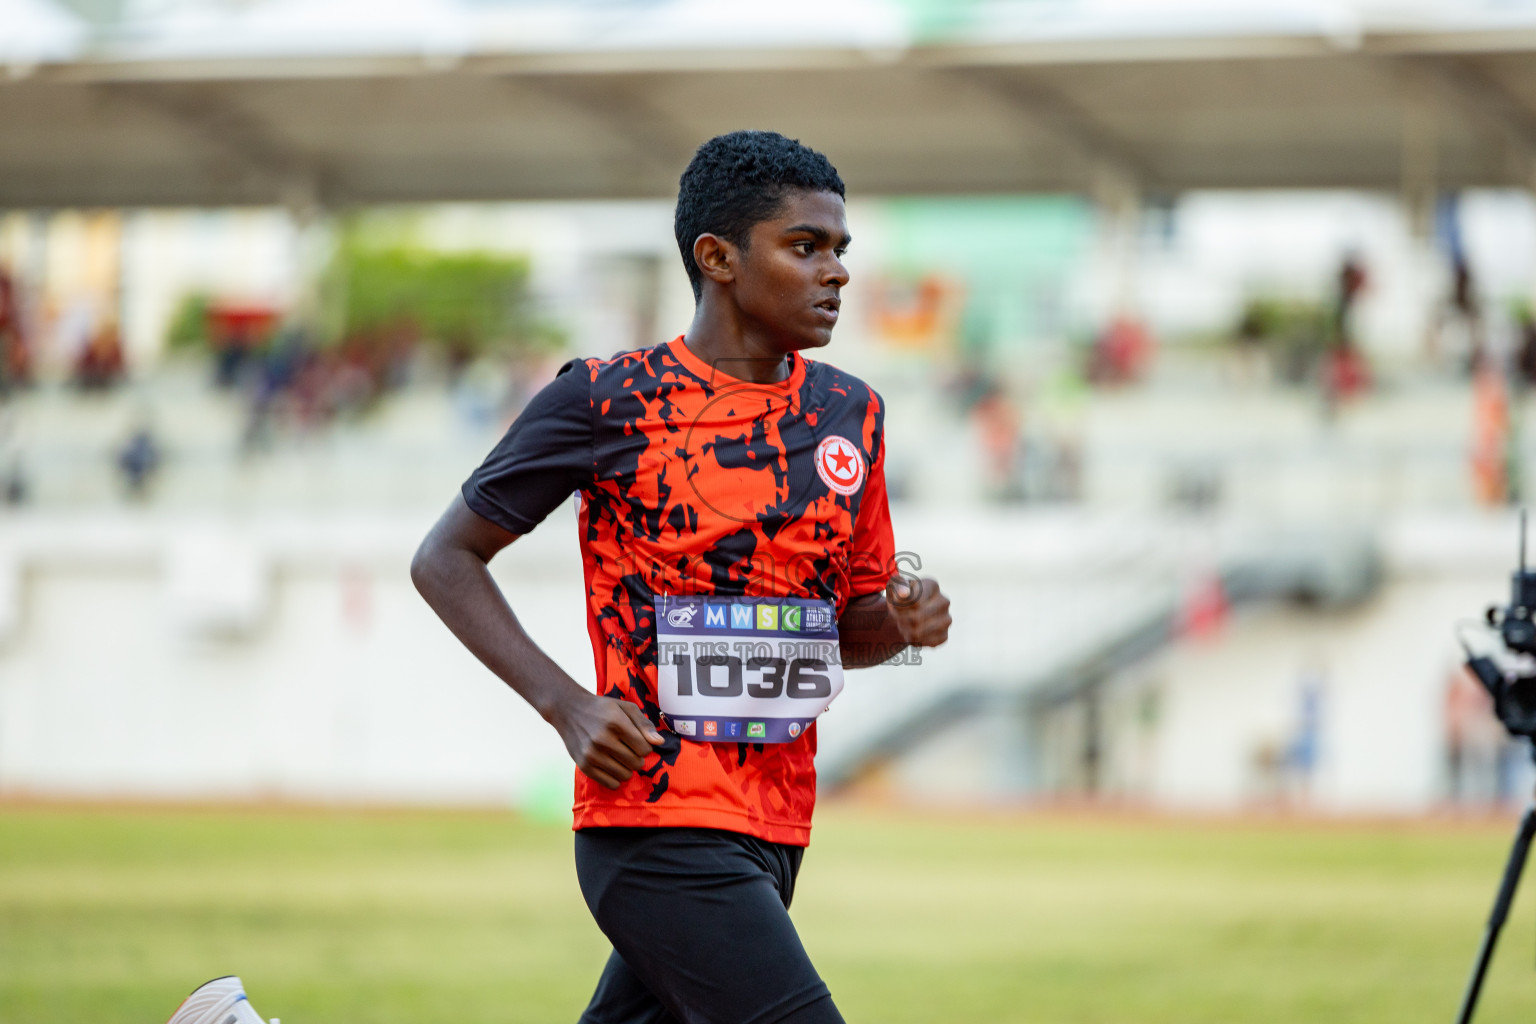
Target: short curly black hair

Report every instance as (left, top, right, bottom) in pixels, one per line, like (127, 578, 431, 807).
(674, 130, 845, 300)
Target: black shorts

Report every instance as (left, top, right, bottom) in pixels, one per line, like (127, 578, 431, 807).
(574, 826, 844, 1024)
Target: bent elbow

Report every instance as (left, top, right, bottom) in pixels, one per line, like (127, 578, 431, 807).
(409, 538, 437, 598)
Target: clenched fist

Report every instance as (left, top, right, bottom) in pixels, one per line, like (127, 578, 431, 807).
(885, 576, 952, 648)
(549, 692, 664, 790)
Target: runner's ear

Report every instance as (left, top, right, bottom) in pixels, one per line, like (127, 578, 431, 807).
(693, 233, 736, 286)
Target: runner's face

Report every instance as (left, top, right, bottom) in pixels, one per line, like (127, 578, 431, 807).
(736, 189, 850, 353)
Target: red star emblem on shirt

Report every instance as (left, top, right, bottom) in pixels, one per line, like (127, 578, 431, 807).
(814, 435, 865, 496)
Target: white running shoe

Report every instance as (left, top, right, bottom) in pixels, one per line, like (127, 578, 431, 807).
(166, 976, 271, 1024)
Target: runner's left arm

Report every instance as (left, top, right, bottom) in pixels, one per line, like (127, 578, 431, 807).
(835, 406, 950, 668)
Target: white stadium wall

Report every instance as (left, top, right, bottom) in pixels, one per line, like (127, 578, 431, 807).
(2, 508, 1530, 813)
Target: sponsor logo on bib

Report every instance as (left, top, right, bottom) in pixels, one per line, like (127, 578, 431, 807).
(666, 606, 699, 628)
(815, 435, 866, 496)
(673, 719, 697, 736)
(788, 722, 802, 738)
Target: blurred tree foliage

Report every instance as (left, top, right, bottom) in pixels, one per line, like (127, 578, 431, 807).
(1236, 296, 1330, 384)
(164, 292, 212, 352)
(329, 241, 564, 357)
(161, 214, 567, 366)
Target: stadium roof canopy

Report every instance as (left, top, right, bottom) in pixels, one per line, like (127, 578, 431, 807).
(6, 0, 1536, 206)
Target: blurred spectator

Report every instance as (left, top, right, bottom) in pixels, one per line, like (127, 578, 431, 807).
(1469, 364, 1511, 505)
(243, 328, 300, 451)
(0, 407, 26, 506)
(1230, 300, 1272, 386)
(1020, 433, 1082, 504)
(0, 266, 31, 394)
(1332, 252, 1368, 347)
(116, 416, 163, 500)
(73, 323, 126, 391)
(1321, 343, 1370, 413)
(1086, 315, 1153, 386)
(1427, 257, 1485, 375)
(209, 304, 277, 389)
(1452, 260, 1480, 359)
(1, 464, 24, 506)
(234, 319, 427, 450)
(1514, 304, 1536, 389)
(1248, 667, 1327, 806)
(1166, 462, 1222, 512)
(1322, 254, 1371, 413)
(952, 370, 1081, 505)
(1494, 735, 1532, 806)
(1178, 572, 1227, 640)
(1444, 665, 1507, 806)
(970, 382, 1023, 502)
(1283, 665, 1327, 801)
(1234, 296, 1330, 386)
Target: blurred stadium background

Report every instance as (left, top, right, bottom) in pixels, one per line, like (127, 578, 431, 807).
(5, 1, 1536, 1020)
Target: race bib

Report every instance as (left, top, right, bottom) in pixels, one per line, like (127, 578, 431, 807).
(655, 594, 844, 743)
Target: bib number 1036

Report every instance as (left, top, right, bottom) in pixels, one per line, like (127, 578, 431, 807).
(672, 651, 832, 700)
(654, 594, 845, 744)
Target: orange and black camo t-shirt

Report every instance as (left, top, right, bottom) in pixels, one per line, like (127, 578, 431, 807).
(462, 336, 895, 846)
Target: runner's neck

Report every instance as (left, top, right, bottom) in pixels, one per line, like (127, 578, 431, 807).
(681, 305, 797, 384)
(674, 334, 801, 389)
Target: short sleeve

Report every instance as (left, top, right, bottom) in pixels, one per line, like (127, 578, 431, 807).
(461, 359, 592, 534)
(846, 437, 896, 598)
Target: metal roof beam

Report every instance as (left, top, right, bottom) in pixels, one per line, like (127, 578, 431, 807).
(95, 82, 326, 204)
(1406, 55, 1536, 170)
(509, 75, 695, 181)
(943, 66, 1161, 194)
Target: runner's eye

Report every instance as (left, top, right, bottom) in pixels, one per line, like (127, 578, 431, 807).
(793, 241, 815, 255)
(833, 246, 848, 259)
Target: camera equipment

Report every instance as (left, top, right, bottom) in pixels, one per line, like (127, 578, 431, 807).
(1453, 512, 1536, 1024)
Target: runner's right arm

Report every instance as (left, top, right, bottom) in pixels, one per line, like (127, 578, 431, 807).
(413, 359, 663, 790)
(411, 496, 662, 789)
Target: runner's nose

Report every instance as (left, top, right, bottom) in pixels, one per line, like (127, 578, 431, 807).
(823, 256, 848, 288)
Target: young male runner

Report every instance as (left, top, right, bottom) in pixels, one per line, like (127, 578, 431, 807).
(165, 130, 950, 1024)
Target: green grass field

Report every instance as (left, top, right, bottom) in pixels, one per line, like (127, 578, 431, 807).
(2, 802, 1533, 1024)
